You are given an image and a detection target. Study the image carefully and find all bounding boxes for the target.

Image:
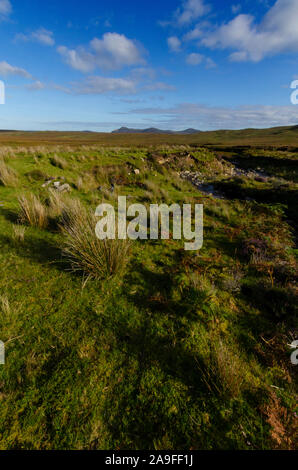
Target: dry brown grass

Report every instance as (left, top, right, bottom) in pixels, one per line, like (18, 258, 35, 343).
(60, 198, 131, 280)
(12, 224, 26, 242)
(46, 188, 71, 220)
(75, 174, 98, 192)
(50, 154, 68, 169)
(18, 194, 48, 228)
(0, 295, 11, 316)
(198, 334, 251, 399)
(0, 159, 18, 187)
(263, 390, 297, 450)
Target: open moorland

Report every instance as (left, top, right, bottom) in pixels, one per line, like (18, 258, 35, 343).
(0, 128, 297, 450)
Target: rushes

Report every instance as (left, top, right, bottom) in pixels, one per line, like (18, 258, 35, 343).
(60, 199, 131, 280)
(18, 194, 48, 228)
(0, 159, 18, 187)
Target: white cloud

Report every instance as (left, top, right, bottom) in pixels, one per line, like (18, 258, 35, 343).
(186, 52, 204, 65)
(167, 36, 181, 52)
(58, 32, 145, 72)
(0, 0, 12, 17)
(130, 67, 156, 80)
(72, 76, 137, 95)
(175, 0, 210, 26)
(0, 61, 32, 78)
(32, 28, 55, 46)
(185, 53, 215, 68)
(57, 46, 94, 72)
(123, 102, 298, 130)
(61, 72, 175, 96)
(201, 0, 298, 62)
(143, 81, 176, 91)
(26, 80, 45, 90)
(16, 28, 55, 46)
(183, 24, 204, 41)
(205, 57, 216, 68)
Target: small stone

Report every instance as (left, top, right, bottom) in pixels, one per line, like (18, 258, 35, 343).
(56, 183, 71, 193)
(42, 180, 53, 188)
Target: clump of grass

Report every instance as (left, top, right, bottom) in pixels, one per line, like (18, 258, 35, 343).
(18, 193, 48, 228)
(75, 174, 98, 192)
(0, 159, 18, 187)
(50, 154, 68, 169)
(143, 180, 170, 202)
(0, 295, 11, 316)
(60, 199, 131, 280)
(12, 224, 26, 243)
(199, 334, 250, 399)
(47, 188, 70, 220)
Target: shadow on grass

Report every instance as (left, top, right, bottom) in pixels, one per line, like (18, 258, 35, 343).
(0, 232, 69, 271)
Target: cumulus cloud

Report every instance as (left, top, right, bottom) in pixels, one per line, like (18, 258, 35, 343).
(58, 32, 145, 72)
(122, 102, 298, 130)
(186, 52, 204, 65)
(201, 0, 298, 62)
(185, 53, 215, 68)
(16, 28, 55, 46)
(167, 36, 181, 52)
(0, 61, 32, 78)
(0, 0, 12, 17)
(175, 0, 210, 26)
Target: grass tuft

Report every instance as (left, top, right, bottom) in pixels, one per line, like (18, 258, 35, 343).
(18, 193, 48, 228)
(0, 159, 18, 187)
(12, 224, 26, 243)
(60, 198, 131, 280)
(50, 154, 68, 169)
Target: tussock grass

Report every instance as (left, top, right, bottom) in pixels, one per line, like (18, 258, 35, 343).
(75, 174, 98, 192)
(50, 154, 68, 169)
(0, 295, 11, 316)
(60, 198, 131, 280)
(12, 224, 26, 243)
(18, 193, 48, 228)
(46, 188, 70, 220)
(0, 159, 18, 187)
(143, 180, 170, 202)
(199, 335, 250, 399)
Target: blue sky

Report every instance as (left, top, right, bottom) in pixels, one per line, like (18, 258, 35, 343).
(1, 0, 298, 131)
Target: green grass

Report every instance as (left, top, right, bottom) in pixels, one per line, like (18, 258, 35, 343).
(0, 142, 297, 450)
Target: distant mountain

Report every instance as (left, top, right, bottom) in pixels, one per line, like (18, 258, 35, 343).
(111, 127, 201, 135)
